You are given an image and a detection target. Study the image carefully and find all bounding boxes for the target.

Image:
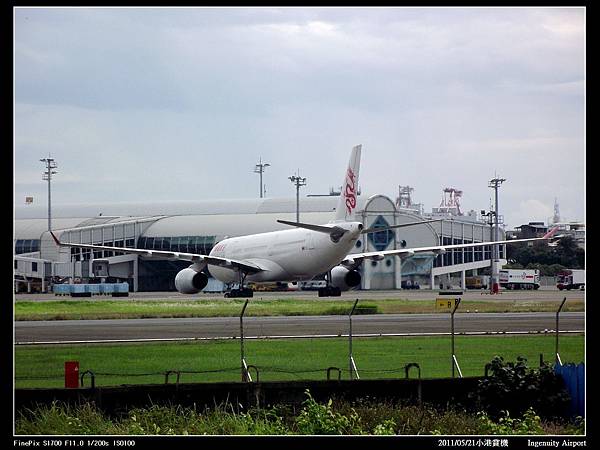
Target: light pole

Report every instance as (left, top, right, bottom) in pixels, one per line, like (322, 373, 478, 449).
(481, 210, 496, 292)
(288, 171, 307, 222)
(488, 177, 506, 293)
(254, 158, 270, 198)
(40, 156, 58, 231)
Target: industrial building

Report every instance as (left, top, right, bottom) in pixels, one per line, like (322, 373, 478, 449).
(14, 190, 506, 293)
(507, 221, 586, 249)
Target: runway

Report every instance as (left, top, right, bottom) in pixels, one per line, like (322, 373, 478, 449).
(14, 288, 584, 303)
(15, 312, 584, 344)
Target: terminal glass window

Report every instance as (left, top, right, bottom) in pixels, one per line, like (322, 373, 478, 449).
(483, 245, 491, 260)
(136, 236, 216, 254)
(453, 238, 463, 264)
(14, 239, 41, 254)
(178, 237, 188, 253)
(442, 237, 451, 266)
(464, 240, 473, 263)
(170, 236, 181, 252)
(474, 245, 482, 262)
(368, 216, 394, 252)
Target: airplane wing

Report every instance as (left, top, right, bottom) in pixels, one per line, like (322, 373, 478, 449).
(49, 232, 264, 274)
(340, 227, 560, 269)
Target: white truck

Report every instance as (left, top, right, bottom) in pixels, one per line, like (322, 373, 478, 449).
(499, 269, 540, 290)
(556, 269, 585, 291)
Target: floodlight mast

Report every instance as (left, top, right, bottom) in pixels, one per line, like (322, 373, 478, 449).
(481, 209, 496, 292)
(254, 158, 270, 198)
(40, 156, 58, 231)
(288, 170, 307, 222)
(488, 176, 506, 292)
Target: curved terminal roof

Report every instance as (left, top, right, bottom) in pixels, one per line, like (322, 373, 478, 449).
(14, 216, 158, 240)
(14, 196, 368, 240)
(15, 196, 369, 220)
(142, 212, 336, 238)
(14, 218, 87, 240)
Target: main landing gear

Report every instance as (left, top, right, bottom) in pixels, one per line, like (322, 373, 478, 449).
(318, 270, 341, 297)
(224, 272, 254, 298)
(224, 288, 253, 298)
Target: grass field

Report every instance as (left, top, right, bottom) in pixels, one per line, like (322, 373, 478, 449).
(15, 334, 584, 388)
(14, 297, 585, 321)
(15, 397, 585, 435)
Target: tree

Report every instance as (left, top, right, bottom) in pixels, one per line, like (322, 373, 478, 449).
(555, 236, 581, 268)
(505, 236, 584, 274)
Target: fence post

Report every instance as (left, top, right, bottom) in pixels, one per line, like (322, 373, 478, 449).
(240, 299, 252, 382)
(349, 299, 360, 380)
(555, 297, 567, 366)
(327, 367, 342, 381)
(164, 370, 181, 386)
(80, 370, 95, 389)
(451, 298, 463, 378)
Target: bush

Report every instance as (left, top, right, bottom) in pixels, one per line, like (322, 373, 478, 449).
(475, 356, 570, 420)
(477, 408, 545, 435)
(295, 390, 363, 434)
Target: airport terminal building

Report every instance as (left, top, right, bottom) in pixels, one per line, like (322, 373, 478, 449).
(14, 194, 506, 293)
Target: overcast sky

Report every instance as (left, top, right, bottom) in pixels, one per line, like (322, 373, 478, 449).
(14, 7, 585, 229)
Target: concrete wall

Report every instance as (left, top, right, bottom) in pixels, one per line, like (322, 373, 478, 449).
(16, 377, 484, 416)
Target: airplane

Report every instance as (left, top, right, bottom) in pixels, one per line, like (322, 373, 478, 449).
(50, 145, 559, 298)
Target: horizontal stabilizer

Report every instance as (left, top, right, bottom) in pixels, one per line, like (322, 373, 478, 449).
(277, 219, 348, 242)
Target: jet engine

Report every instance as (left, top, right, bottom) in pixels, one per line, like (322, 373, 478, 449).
(330, 266, 361, 291)
(174, 267, 209, 294)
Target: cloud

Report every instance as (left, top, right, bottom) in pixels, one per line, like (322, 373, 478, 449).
(512, 199, 554, 227)
(13, 7, 585, 229)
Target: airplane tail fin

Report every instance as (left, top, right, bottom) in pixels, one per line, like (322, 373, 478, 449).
(333, 144, 362, 222)
(543, 226, 560, 239)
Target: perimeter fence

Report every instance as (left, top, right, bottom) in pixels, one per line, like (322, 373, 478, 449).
(14, 298, 584, 389)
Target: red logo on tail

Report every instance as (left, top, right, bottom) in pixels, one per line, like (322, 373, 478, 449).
(345, 168, 356, 215)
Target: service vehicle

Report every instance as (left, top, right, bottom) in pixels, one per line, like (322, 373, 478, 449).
(556, 269, 585, 290)
(499, 269, 540, 290)
(465, 275, 490, 290)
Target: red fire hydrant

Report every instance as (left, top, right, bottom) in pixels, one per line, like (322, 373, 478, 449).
(64, 361, 79, 388)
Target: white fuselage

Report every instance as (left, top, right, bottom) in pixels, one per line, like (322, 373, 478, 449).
(208, 222, 362, 283)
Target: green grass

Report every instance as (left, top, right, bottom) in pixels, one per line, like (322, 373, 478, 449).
(14, 298, 585, 321)
(15, 334, 584, 388)
(14, 399, 586, 435)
